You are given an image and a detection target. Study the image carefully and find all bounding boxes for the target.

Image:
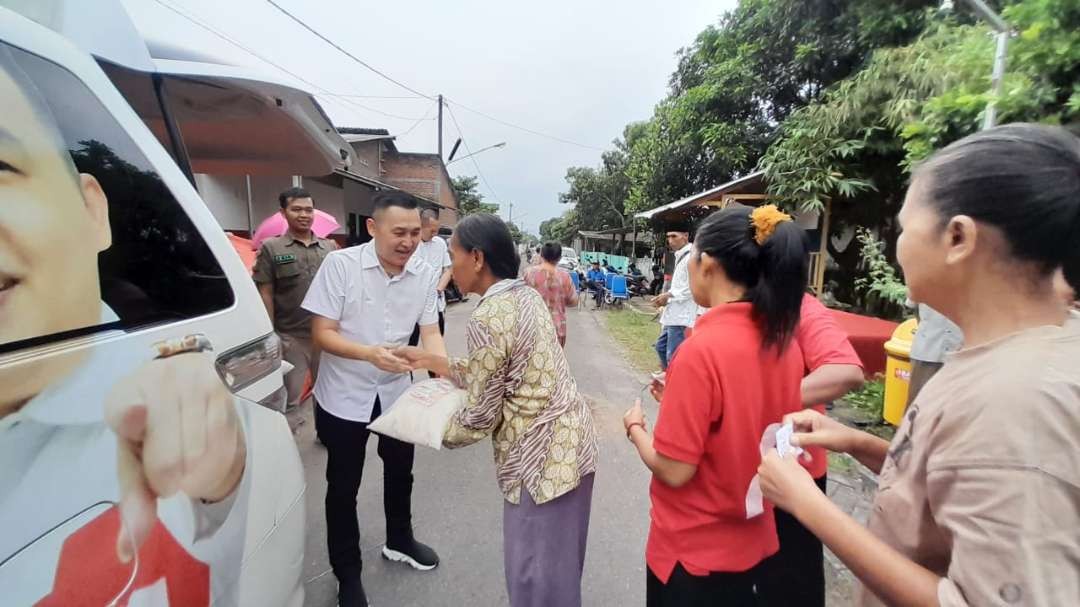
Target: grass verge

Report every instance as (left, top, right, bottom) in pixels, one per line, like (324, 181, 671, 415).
(602, 308, 662, 373)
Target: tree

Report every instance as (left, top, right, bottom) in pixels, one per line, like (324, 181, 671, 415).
(759, 0, 1080, 304)
(624, 0, 939, 213)
(451, 175, 498, 216)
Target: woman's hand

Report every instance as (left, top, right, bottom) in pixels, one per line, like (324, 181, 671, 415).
(649, 375, 665, 402)
(785, 408, 860, 455)
(393, 346, 429, 370)
(623, 399, 646, 434)
(758, 450, 822, 516)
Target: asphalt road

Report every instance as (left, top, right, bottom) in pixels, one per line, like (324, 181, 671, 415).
(296, 300, 659, 607)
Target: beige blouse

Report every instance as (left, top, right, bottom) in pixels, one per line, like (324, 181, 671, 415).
(445, 280, 597, 505)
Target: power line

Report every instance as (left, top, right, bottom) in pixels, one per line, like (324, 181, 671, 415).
(328, 94, 428, 100)
(155, 0, 425, 122)
(444, 97, 606, 152)
(265, 0, 606, 153)
(264, 0, 435, 100)
(395, 100, 437, 138)
(445, 102, 502, 207)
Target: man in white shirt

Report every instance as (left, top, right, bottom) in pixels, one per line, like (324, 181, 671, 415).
(302, 191, 448, 607)
(409, 209, 453, 338)
(652, 229, 695, 370)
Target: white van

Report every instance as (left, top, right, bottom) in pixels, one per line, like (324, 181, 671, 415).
(0, 7, 306, 606)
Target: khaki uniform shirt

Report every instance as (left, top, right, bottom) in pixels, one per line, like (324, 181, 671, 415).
(861, 313, 1080, 606)
(253, 234, 337, 336)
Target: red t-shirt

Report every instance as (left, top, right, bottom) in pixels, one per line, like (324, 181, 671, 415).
(647, 303, 805, 582)
(796, 295, 864, 478)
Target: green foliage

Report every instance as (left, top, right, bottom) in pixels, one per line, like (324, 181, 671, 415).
(763, 0, 1080, 211)
(853, 228, 908, 318)
(451, 175, 499, 216)
(845, 377, 886, 421)
(758, 0, 1080, 309)
(624, 0, 938, 214)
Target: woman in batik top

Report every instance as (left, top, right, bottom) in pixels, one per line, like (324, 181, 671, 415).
(397, 214, 598, 607)
(523, 241, 578, 347)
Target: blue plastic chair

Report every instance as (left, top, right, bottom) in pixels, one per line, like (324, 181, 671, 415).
(566, 270, 585, 308)
(600, 273, 617, 309)
(610, 275, 629, 307)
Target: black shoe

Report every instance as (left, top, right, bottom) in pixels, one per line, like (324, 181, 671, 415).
(382, 535, 439, 571)
(337, 577, 368, 607)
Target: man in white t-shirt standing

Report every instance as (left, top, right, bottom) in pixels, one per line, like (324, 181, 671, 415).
(410, 209, 453, 337)
(302, 191, 447, 607)
(652, 229, 696, 370)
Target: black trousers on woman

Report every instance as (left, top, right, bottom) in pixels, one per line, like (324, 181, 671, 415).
(755, 475, 830, 607)
(646, 563, 760, 607)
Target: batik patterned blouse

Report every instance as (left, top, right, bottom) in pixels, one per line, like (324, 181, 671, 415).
(445, 280, 598, 505)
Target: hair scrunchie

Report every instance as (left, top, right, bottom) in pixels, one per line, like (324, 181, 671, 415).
(750, 204, 792, 245)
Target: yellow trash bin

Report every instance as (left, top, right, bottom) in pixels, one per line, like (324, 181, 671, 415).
(883, 318, 918, 425)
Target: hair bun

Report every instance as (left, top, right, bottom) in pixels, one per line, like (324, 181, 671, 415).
(750, 204, 793, 245)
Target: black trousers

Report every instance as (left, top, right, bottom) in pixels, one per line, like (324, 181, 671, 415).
(647, 562, 760, 607)
(315, 399, 415, 581)
(755, 475, 829, 607)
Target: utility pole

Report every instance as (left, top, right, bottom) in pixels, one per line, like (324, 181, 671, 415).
(437, 94, 444, 159)
(508, 202, 513, 224)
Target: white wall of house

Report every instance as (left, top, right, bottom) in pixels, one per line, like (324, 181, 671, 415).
(300, 177, 346, 234)
(194, 174, 299, 233)
(194, 173, 248, 231)
(250, 175, 297, 228)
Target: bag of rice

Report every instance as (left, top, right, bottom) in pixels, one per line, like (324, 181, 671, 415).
(368, 379, 467, 450)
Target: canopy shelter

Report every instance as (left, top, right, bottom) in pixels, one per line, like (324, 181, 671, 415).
(634, 171, 833, 295)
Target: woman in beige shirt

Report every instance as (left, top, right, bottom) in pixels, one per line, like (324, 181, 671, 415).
(758, 124, 1080, 606)
(398, 214, 598, 607)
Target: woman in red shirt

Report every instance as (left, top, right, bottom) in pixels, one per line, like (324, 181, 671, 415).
(623, 204, 809, 606)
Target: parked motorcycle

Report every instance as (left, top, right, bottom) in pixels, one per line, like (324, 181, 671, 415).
(627, 274, 650, 298)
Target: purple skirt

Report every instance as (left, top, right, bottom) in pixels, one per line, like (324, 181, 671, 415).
(503, 474, 595, 607)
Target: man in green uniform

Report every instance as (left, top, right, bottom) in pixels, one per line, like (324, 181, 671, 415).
(253, 187, 337, 415)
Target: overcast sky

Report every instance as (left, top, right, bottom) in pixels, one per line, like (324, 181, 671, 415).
(124, 0, 736, 234)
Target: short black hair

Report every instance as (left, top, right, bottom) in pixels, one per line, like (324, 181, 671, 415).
(420, 208, 440, 222)
(454, 214, 521, 280)
(279, 187, 312, 209)
(540, 242, 562, 263)
(373, 190, 419, 214)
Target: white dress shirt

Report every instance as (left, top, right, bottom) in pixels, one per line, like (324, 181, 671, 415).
(660, 243, 697, 328)
(414, 237, 453, 313)
(302, 241, 439, 422)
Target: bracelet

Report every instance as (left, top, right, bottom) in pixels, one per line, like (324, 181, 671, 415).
(153, 334, 213, 359)
(626, 421, 646, 441)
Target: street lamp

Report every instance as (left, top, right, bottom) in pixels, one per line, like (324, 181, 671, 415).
(942, 0, 1011, 129)
(447, 141, 507, 164)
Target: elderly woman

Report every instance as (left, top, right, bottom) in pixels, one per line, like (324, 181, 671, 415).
(397, 214, 598, 607)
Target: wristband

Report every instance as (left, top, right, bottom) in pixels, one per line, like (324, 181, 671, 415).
(626, 421, 646, 441)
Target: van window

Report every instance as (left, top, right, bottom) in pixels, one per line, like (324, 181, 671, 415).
(0, 43, 234, 353)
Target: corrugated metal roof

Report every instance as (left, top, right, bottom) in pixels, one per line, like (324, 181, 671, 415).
(634, 171, 765, 220)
